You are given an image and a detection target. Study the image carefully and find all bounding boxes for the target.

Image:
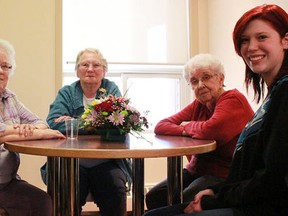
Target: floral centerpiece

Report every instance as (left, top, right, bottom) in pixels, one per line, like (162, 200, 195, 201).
(80, 88, 149, 141)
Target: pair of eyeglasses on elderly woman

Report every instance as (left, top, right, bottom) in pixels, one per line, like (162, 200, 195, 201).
(189, 74, 217, 87)
(0, 63, 12, 71)
(78, 62, 102, 70)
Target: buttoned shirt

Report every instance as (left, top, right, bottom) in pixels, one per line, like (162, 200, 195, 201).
(0, 88, 47, 184)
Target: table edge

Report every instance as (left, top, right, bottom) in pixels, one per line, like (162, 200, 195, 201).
(4, 140, 216, 158)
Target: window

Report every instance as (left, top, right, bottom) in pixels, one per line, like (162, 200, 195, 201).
(62, 0, 191, 131)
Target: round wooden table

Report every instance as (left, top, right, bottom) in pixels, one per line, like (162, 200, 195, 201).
(4, 134, 216, 216)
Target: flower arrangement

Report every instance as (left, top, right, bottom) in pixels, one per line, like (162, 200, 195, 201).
(80, 88, 149, 139)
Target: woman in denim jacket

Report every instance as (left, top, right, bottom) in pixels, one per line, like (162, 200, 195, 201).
(42, 48, 131, 216)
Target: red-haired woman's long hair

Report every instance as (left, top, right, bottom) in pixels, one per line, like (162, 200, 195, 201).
(233, 4, 288, 103)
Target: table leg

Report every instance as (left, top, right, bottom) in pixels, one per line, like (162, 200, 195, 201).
(132, 158, 144, 216)
(47, 157, 60, 216)
(167, 156, 183, 205)
(47, 157, 80, 216)
(60, 158, 80, 216)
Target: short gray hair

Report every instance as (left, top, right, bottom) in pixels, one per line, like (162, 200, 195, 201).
(0, 39, 16, 77)
(183, 53, 225, 84)
(74, 48, 108, 72)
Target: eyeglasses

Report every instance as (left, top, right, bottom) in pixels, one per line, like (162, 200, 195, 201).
(189, 74, 217, 87)
(79, 63, 102, 70)
(0, 63, 12, 71)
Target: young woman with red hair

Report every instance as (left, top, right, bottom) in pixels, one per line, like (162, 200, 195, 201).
(143, 4, 288, 216)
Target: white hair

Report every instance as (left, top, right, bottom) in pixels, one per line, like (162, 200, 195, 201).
(183, 53, 225, 84)
(0, 39, 16, 77)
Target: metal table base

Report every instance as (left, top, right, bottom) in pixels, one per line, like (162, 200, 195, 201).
(47, 156, 183, 216)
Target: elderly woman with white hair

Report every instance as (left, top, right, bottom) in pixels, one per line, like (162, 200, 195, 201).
(145, 53, 254, 210)
(0, 39, 65, 216)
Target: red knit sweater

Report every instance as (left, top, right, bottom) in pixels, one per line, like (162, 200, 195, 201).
(154, 89, 254, 179)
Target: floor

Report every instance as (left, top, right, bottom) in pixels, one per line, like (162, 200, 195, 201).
(81, 211, 133, 216)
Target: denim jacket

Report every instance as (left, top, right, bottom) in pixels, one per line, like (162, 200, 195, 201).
(41, 79, 132, 188)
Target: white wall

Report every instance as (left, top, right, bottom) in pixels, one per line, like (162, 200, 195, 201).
(1, 0, 57, 190)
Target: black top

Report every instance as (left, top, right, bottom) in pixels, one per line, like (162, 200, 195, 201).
(202, 75, 288, 215)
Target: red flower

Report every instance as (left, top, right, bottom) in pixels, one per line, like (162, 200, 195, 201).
(94, 98, 114, 112)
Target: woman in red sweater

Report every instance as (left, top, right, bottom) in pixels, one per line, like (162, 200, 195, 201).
(145, 53, 254, 210)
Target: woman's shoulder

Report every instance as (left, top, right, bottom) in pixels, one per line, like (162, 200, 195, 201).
(101, 78, 118, 87)
(272, 75, 288, 91)
(54, 81, 83, 102)
(100, 78, 121, 95)
(2, 88, 16, 97)
(269, 75, 288, 99)
(219, 89, 252, 109)
(221, 89, 247, 100)
(58, 80, 81, 93)
(1, 88, 18, 102)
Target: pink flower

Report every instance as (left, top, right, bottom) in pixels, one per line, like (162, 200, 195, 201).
(108, 111, 125, 126)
